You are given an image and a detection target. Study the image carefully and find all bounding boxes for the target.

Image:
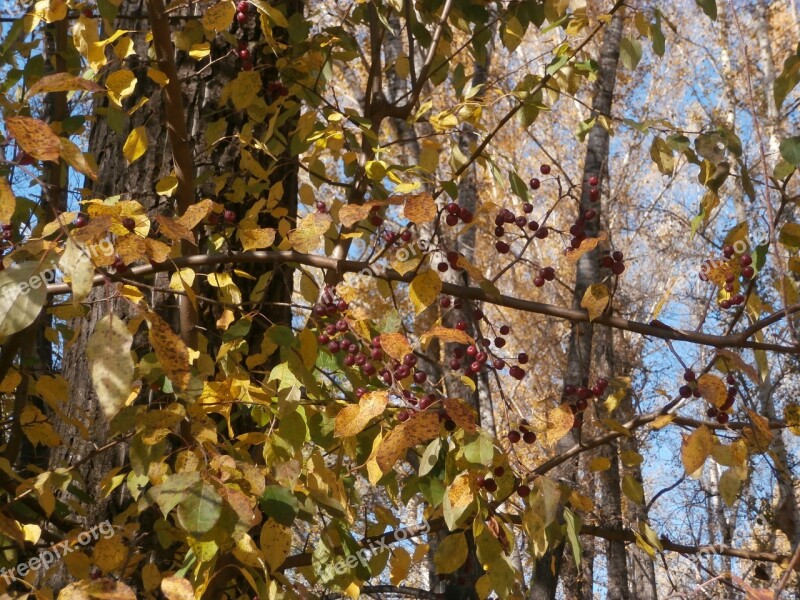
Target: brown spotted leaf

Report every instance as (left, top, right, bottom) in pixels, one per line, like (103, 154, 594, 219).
(379, 332, 413, 362)
(155, 214, 195, 244)
(146, 311, 191, 390)
(6, 116, 60, 161)
(260, 518, 293, 571)
(288, 212, 331, 252)
(376, 411, 441, 473)
(60, 579, 136, 600)
(442, 398, 477, 433)
(177, 199, 214, 231)
(403, 192, 437, 224)
(115, 234, 147, 265)
(26, 73, 104, 97)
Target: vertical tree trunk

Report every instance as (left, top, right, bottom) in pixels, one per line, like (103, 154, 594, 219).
(529, 10, 624, 600)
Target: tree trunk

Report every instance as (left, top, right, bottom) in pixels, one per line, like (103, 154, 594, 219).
(529, 10, 624, 599)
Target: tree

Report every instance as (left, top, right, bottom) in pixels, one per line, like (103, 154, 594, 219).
(1, 0, 800, 599)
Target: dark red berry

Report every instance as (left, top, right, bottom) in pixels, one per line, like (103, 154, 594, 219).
(507, 430, 521, 443)
(224, 209, 236, 223)
(455, 321, 467, 331)
(483, 478, 498, 492)
(529, 177, 541, 190)
(588, 175, 599, 186)
(679, 385, 692, 398)
(400, 230, 412, 242)
(236, 11, 247, 23)
(717, 412, 729, 424)
(518, 352, 529, 364)
(444, 418, 457, 431)
(741, 266, 755, 279)
(75, 215, 88, 228)
(611, 262, 625, 275)
(523, 202, 533, 214)
(495, 241, 510, 254)
(440, 297, 451, 309)
(517, 484, 531, 498)
(446, 202, 460, 216)
(445, 214, 459, 226)
(540, 164, 551, 175)
(499, 325, 510, 335)
(684, 369, 696, 382)
(523, 431, 536, 444)
(494, 466, 505, 477)
(589, 188, 600, 202)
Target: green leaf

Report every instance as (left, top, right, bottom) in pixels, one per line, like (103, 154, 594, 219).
(419, 438, 442, 477)
(156, 472, 201, 516)
(433, 532, 468, 574)
(651, 11, 666, 57)
(779, 223, 800, 248)
(259, 486, 299, 526)
(620, 37, 642, 70)
(0, 262, 49, 338)
(563, 507, 582, 568)
(508, 171, 529, 201)
(695, 0, 717, 20)
(779, 136, 800, 166)
(177, 481, 223, 534)
(775, 47, 800, 108)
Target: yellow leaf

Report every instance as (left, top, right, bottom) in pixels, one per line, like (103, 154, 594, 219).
(420, 325, 475, 350)
(20, 405, 61, 446)
(250, 0, 288, 27)
(433, 532, 468, 574)
(6, 116, 60, 161)
(238, 223, 276, 251)
(376, 411, 441, 473)
(0, 178, 15, 224)
(189, 43, 211, 59)
(260, 518, 293, 571)
(147, 68, 169, 86)
(160, 576, 194, 600)
(155, 214, 195, 244)
(379, 332, 412, 362)
(155, 175, 179, 196)
(288, 212, 332, 253)
(681, 425, 713, 477)
(230, 71, 262, 110)
(390, 547, 411, 585)
(146, 311, 191, 389)
(92, 537, 127, 573)
(202, 0, 236, 31)
(580, 283, 610, 321)
(650, 414, 674, 429)
(122, 126, 148, 164)
(60, 580, 136, 600)
(298, 327, 317, 369)
(26, 73, 104, 97)
(403, 192, 437, 224)
(544, 403, 575, 446)
(620, 450, 643, 467)
(409, 269, 442, 314)
(59, 137, 97, 179)
(697, 374, 726, 407)
(86, 315, 134, 421)
(785, 403, 800, 435)
(569, 490, 594, 511)
(334, 391, 388, 437)
(719, 468, 742, 507)
(338, 203, 373, 227)
(743, 408, 773, 450)
(566, 231, 608, 262)
(146, 238, 172, 263)
(106, 69, 137, 106)
(588, 456, 610, 472)
(622, 474, 644, 504)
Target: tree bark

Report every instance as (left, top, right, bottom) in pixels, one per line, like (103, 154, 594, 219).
(529, 9, 624, 600)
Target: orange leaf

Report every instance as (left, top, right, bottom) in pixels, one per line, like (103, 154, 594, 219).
(376, 410, 441, 472)
(565, 231, 608, 263)
(403, 192, 437, 224)
(380, 332, 412, 361)
(442, 398, 477, 433)
(6, 116, 60, 161)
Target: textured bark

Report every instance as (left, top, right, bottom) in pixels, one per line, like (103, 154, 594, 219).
(594, 328, 627, 600)
(529, 10, 624, 600)
(45, 0, 300, 592)
(429, 22, 496, 600)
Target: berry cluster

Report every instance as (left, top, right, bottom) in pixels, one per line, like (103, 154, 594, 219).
(237, 40, 252, 70)
(600, 250, 626, 275)
(475, 465, 531, 498)
(506, 419, 537, 445)
(678, 369, 738, 424)
(236, 1, 249, 24)
(699, 245, 755, 310)
(444, 202, 474, 227)
(586, 175, 600, 203)
(533, 266, 555, 288)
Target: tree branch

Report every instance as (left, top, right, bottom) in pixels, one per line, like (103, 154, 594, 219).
(42, 250, 799, 353)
